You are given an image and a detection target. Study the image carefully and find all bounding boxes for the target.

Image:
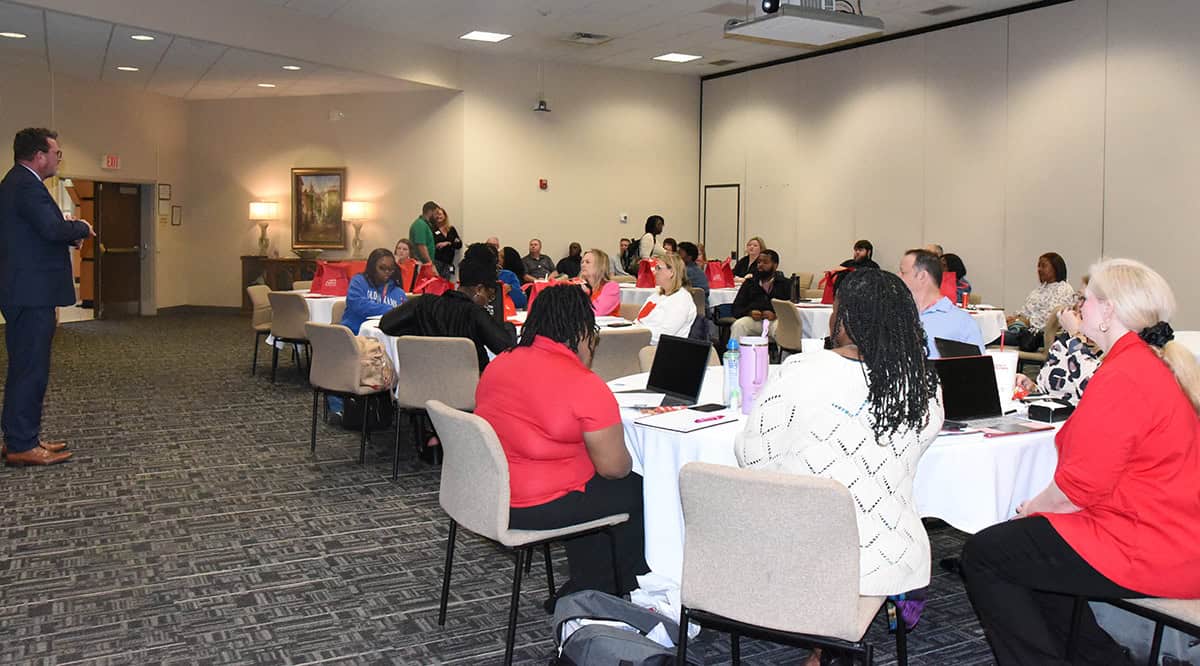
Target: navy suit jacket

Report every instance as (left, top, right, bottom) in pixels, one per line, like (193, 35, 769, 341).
(0, 164, 91, 307)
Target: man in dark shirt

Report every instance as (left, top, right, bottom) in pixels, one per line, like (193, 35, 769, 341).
(839, 239, 880, 270)
(730, 249, 790, 341)
(555, 242, 583, 278)
(522, 238, 556, 282)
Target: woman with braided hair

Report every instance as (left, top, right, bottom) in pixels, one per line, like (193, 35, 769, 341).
(962, 258, 1200, 666)
(735, 268, 943, 599)
(476, 285, 649, 598)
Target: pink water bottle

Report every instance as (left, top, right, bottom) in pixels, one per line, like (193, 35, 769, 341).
(738, 335, 770, 414)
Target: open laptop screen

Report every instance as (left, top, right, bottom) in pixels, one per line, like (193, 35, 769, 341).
(933, 355, 1003, 421)
(646, 334, 710, 402)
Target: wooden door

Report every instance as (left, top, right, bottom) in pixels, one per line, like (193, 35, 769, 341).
(95, 182, 142, 318)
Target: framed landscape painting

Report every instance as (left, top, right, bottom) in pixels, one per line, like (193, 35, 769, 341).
(291, 167, 346, 249)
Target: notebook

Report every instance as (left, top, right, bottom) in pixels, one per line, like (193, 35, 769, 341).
(616, 334, 710, 407)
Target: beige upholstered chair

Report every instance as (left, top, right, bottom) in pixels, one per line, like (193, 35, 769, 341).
(305, 322, 392, 466)
(969, 293, 982, 306)
(1018, 310, 1060, 372)
(638, 344, 719, 373)
(612, 274, 636, 284)
(425, 400, 629, 666)
(688, 287, 706, 319)
(1070, 597, 1200, 665)
(772, 298, 804, 357)
(393, 336, 479, 477)
(266, 291, 312, 383)
(247, 285, 272, 376)
(330, 300, 346, 325)
(590, 327, 652, 381)
(292, 280, 313, 291)
(794, 272, 814, 290)
(619, 301, 642, 321)
(675, 463, 907, 665)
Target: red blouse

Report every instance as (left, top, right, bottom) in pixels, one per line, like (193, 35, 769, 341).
(1042, 332, 1200, 597)
(475, 335, 621, 508)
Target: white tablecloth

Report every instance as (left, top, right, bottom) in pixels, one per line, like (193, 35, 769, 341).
(609, 365, 1059, 583)
(791, 303, 1006, 343)
(619, 285, 737, 308)
(285, 289, 344, 324)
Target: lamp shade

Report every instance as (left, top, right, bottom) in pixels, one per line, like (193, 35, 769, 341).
(248, 201, 279, 220)
(342, 200, 370, 221)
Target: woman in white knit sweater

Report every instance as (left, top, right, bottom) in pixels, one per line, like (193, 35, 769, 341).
(735, 268, 943, 599)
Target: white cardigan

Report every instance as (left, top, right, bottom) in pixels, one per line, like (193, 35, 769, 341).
(734, 349, 944, 596)
(636, 288, 696, 345)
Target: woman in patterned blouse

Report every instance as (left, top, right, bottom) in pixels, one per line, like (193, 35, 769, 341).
(1004, 252, 1078, 351)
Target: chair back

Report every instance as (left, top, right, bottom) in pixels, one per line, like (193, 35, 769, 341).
(426, 400, 510, 542)
(393, 336, 479, 410)
(771, 299, 804, 351)
(293, 280, 313, 291)
(305, 323, 361, 392)
(679, 462, 863, 640)
(590, 327, 652, 382)
(330, 300, 346, 325)
(968, 293, 981, 306)
(638, 345, 719, 373)
(619, 302, 642, 322)
(268, 291, 311, 340)
(612, 274, 636, 284)
(795, 272, 814, 289)
(247, 285, 272, 329)
(688, 287, 707, 319)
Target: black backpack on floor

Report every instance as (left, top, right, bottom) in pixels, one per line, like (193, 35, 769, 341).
(551, 590, 703, 666)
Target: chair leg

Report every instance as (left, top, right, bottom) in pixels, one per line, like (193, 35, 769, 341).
(606, 527, 622, 595)
(437, 520, 457, 626)
(543, 543, 556, 605)
(731, 631, 741, 665)
(270, 341, 279, 383)
(524, 551, 533, 573)
(392, 406, 403, 481)
(310, 389, 320, 454)
(1147, 621, 1165, 666)
(892, 598, 908, 666)
(358, 394, 370, 464)
(675, 606, 691, 666)
(503, 548, 527, 666)
(863, 642, 874, 666)
(251, 332, 261, 375)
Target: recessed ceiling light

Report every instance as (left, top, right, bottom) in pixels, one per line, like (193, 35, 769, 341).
(130, 34, 155, 41)
(653, 53, 702, 63)
(0, 32, 28, 39)
(257, 83, 276, 88)
(115, 66, 140, 72)
(281, 65, 302, 71)
(460, 30, 511, 43)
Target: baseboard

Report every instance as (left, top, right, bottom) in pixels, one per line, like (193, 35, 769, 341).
(157, 305, 243, 316)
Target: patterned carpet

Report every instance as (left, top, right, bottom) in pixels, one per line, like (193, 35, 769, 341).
(0, 311, 996, 665)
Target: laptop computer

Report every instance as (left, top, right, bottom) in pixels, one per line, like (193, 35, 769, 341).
(618, 334, 710, 407)
(934, 337, 984, 359)
(933, 355, 1041, 431)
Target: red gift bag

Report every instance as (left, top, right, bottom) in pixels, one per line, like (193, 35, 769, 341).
(704, 259, 734, 289)
(413, 275, 454, 296)
(636, 259, 656, 288)
(940, 271, 958, 301)
(524, 281, 557, 309)
(818, 268, 852, 305)
(311, 261, 350, 296)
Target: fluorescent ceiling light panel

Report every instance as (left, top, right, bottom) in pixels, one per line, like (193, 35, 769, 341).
(653, 53, 702, 63)
(724, 4, 884, 47)
(130, 34, 155, 41)
(257, 83, 276, 88)
(281, 65, 302, 71)
(115, 66, 139, 72)
(0, 31, 28, 39)
(460, 30, 511, 43)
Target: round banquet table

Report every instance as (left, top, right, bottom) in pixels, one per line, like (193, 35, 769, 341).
(792, 303, 1006, 343)
(609, 365, 1059, 584)
(619, 285, 738, 308)
(285, 289, 344, 324)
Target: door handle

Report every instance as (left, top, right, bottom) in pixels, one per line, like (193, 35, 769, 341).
(100, 243, 139, 255)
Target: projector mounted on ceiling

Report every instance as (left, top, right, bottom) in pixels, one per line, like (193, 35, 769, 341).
(724, 0, 884, 48)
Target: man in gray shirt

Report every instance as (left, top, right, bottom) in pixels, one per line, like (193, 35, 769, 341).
(521, 238, 556, 282)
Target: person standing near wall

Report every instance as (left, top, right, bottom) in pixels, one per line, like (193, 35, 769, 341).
(0, 128, 94, 466)
(408, 201, 439, 266)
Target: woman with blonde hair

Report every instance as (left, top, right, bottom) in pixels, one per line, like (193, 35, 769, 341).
(580, 248, 620, 317)
(733, 236, 766, 278)
(634, 252, 695, 344)
(962, 258, 1200, 665)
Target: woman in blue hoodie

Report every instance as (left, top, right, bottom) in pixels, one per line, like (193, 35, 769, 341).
(341, 248, 407, 334)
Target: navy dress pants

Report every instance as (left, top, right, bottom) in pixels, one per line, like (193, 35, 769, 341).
(2, 305, 56, 453)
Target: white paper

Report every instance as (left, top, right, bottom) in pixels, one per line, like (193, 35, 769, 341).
(634, 408, 741, 433)
(615, 392, 665, 408)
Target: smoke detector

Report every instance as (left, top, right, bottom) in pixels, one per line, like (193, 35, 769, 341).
(561, 31, 612, 45)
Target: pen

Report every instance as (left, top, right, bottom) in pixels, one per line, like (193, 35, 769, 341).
(694, 415, 725, 423)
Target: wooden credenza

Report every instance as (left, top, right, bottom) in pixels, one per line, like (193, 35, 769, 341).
(241, 256, 318, 311)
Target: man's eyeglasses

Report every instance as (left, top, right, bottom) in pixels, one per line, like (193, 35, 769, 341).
(43, 149, 62, 159)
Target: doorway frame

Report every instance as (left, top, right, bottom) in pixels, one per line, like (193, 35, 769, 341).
(702, 183, 741, 262)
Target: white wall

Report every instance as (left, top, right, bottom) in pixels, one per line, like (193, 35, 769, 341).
(702, 0, 1200, 327)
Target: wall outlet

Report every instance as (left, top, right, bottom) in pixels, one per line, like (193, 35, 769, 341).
(619, 213, 628, 224)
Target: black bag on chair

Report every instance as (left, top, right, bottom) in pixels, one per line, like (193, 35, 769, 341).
(341, 395, 394, 431)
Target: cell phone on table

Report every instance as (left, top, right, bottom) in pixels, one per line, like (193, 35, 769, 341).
(606, 322, 633, 328)
(690, 403, 725, 412)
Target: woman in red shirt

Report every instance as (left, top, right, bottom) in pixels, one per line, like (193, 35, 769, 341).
(475, 285, 648, 598)
(961, 258, 1200, 665)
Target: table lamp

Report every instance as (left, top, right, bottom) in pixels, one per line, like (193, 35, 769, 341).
(343, 201, 370, 259)
(249, 201, 279, 256)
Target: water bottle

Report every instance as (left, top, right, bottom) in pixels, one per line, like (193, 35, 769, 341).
(724, 338, 741, 408)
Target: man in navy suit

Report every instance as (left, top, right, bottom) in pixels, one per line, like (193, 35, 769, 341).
(0, 128, 93, 466)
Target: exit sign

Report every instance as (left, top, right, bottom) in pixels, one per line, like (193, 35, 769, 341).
(101, 154, 121, 170)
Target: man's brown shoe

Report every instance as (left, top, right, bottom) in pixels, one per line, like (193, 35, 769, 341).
(4, 447, 72, 466)
(38, 440, 68, 453)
